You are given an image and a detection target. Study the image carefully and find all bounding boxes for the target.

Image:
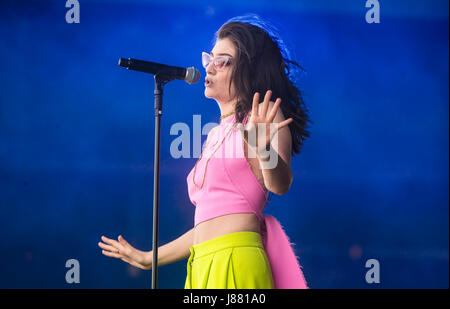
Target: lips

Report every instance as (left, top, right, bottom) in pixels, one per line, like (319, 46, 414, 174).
(205, 77, 213, 87)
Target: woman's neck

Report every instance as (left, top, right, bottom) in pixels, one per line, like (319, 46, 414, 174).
(218, 100, 236, 124)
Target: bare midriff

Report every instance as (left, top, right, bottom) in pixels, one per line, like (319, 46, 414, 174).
(193, 213, 261, 245)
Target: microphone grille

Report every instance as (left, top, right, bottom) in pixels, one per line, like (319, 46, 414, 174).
(185, 67, 201, 84)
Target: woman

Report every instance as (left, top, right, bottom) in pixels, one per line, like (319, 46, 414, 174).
(98, 14, 312, 289)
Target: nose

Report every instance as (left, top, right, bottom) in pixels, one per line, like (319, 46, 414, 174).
(205, 59, 215, 75)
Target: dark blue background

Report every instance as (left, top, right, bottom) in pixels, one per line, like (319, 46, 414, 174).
(0, 0, 448, 288)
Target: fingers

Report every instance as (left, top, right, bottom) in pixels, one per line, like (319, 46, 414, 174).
(99, 235, 150, 269)
(102, 236, 125, 250)
(100, 235, 127, 255)
(98, 241, 118, 253)
(99, 239, 123, 259)
(252, 92, 260, 118)
(261, 90, 272, 118)
(100, 243, 148, 270)
(101, 235, 119, 246)
(267, 98, 282, 122)
(118, 235, 132, 250)
(118, 235, 139, 259)
(102, 249, 124, 259)
(277, 118, 293, 131)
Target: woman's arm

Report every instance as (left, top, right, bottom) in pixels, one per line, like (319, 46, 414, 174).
(99, 227, 194, 269)
(237, 91, 294, 196)
(154, 227, 194, 267)
(258, 100, 293, 195)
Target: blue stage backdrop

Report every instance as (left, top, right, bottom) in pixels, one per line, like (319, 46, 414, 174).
(0, 0, 448, 288)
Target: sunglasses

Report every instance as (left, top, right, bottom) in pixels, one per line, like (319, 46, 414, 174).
(202, 52, 233, 71)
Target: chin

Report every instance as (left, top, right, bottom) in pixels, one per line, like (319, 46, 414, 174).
(204, 89, 214, 99)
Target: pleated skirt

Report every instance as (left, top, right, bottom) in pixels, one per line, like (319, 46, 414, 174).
(184, 231, 274, 289)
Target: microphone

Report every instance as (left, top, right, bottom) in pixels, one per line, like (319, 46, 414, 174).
(118, 58, 200, 85)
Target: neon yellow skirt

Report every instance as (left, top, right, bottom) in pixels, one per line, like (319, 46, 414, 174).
(184, 231, 274, 289)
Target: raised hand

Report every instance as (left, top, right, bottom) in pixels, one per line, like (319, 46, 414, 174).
(237, 90, 293, 160)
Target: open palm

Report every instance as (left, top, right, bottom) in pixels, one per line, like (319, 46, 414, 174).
(237, 90, 293, 158)
(98, 235, 152, 270)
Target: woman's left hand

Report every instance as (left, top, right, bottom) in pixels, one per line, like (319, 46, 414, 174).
(237, 90, 293, 159)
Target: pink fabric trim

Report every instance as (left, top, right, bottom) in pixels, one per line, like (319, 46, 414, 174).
(261, 215, 308, 289)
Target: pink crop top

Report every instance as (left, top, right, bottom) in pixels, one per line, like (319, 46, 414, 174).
(186, 113, 269, 227)
(185, 112, 309, 289)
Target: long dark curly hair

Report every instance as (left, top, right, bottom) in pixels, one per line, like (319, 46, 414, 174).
(213, 14, 312, 156)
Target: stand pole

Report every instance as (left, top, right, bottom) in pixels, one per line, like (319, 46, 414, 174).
(151, 74, 172, 289)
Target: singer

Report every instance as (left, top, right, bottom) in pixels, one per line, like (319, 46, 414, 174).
(99, 14, 312, 289)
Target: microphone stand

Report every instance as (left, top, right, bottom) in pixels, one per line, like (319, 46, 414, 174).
(118, 57, 199, 289)
(151, 73, 174, 289)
